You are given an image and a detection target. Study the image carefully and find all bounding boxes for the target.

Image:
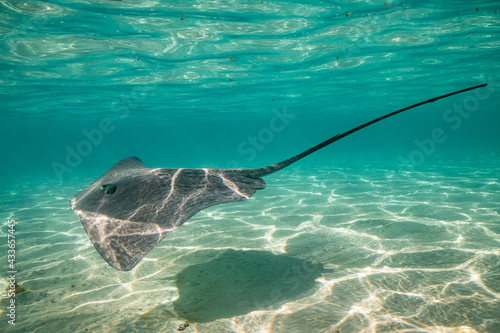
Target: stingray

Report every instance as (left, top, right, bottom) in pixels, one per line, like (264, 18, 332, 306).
(70, 84, 486, 270)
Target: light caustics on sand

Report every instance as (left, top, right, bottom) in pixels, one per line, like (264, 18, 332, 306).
(4, 156, 500, 332)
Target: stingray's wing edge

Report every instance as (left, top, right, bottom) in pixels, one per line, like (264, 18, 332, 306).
(71, 201, 175, 271)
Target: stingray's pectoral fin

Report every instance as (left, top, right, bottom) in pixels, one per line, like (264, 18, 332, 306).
(70, 158, 266, 270)
(73, 207, 172, 271)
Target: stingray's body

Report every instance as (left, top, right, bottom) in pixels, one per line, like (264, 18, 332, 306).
(70, 84, 487, 270)
(71, 162, 267, 270)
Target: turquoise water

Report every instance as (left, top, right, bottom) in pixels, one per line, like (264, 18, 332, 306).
(1, 1, 500, 332)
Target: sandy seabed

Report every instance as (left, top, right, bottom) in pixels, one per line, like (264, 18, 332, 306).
(1, 156, 499, 333)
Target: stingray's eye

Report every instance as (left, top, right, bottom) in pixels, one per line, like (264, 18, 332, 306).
(101, 184, 117, 194)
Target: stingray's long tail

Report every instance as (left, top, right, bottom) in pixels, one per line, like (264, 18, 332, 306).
(245, 83, 488, 178)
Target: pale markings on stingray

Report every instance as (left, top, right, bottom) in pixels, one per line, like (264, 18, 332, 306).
(157, 168, 183, 215)
(218, 173, 250, 199)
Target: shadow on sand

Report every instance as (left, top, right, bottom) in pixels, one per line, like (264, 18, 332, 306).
(172, 249, 324, 323)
